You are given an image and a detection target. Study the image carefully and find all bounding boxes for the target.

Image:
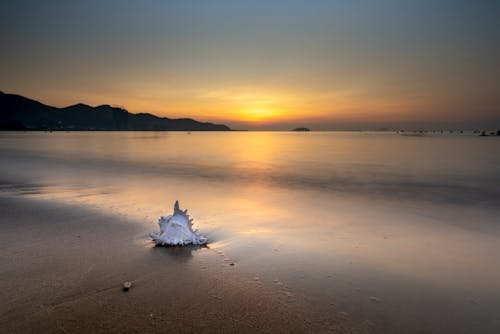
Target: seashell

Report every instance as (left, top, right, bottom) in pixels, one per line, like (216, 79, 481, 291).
(149, 200, 208, 246)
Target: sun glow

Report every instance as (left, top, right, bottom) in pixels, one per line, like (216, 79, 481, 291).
(241, 108, 281, 122)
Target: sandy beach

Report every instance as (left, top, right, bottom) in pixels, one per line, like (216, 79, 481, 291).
(0, 195, 359, 333)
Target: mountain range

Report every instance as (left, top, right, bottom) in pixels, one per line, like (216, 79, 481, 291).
(0, 91, 230, 131)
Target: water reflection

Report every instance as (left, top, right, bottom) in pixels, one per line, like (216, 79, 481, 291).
(1, 131, 498, 205)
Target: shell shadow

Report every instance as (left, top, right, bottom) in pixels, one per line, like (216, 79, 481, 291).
(149, 243, 208, 262)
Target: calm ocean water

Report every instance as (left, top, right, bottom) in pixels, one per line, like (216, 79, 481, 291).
(1, 131, 499, 203)
(1, 131, 500, 333)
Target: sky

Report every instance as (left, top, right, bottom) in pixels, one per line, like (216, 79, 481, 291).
(1, 0, 499, 130)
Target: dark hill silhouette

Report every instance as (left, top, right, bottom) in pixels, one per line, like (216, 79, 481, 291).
(0, 91, 230, 131)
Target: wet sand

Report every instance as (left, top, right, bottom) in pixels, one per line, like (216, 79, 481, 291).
(0, 195, 363, 334)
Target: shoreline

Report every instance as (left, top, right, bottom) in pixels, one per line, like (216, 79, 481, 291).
(0, 195, 355, 333)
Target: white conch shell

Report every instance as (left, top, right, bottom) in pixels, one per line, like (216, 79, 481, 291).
(149, 201, 208, 246)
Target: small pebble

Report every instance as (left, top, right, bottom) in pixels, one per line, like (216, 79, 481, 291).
(122, 281, 132, 291)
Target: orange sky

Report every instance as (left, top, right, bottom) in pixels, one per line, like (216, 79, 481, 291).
(1, 1, 499, 129)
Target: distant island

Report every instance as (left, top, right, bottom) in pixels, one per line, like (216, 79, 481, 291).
(0, 91, 231, 131)
(292, 127, 310, 131)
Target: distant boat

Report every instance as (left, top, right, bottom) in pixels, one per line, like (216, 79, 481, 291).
(479, 130, 500, 137)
